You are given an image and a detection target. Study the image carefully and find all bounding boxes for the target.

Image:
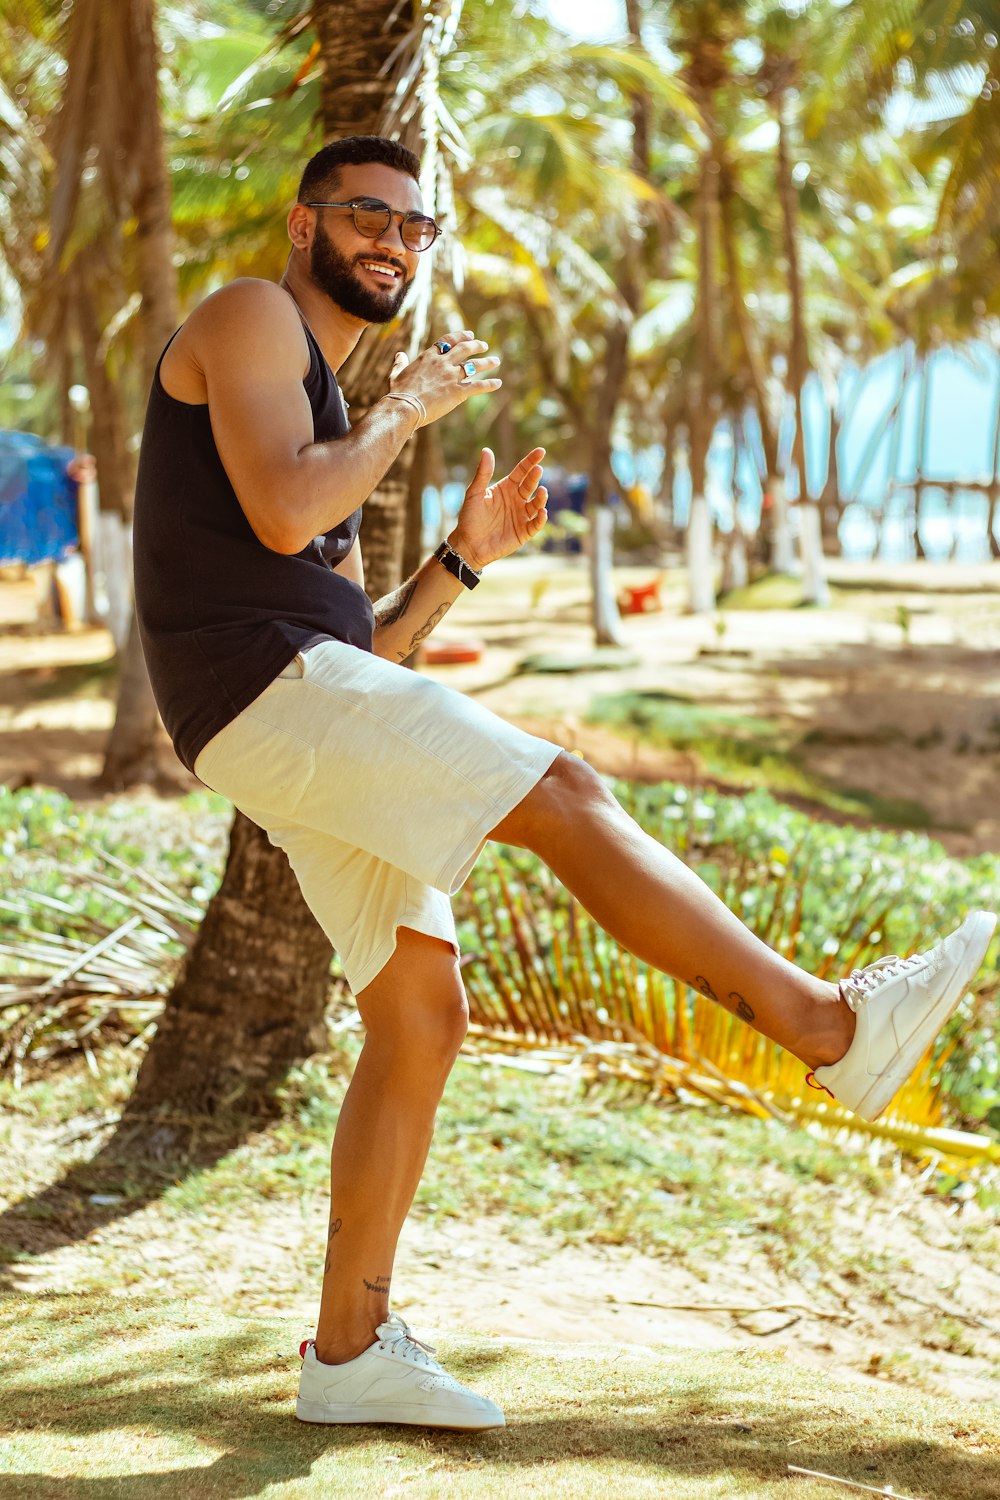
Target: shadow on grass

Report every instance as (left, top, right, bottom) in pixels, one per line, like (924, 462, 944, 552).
(3, 1299, 999, 1500)
(0, 1110, 268, 1285)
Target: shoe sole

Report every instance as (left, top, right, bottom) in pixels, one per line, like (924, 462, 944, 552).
(853, 910, 996, 1122)
(296, 1396, 505, 1430)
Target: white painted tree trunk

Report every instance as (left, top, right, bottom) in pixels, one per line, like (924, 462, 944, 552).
(721, 528, 748, 592)
(589, 504, 627, 646)
(686, 492, 716, 613)
(770, 475, 794, 573)
(799, 500, 830, 606)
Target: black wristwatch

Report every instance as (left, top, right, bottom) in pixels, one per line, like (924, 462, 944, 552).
(434, 540, 482, 589)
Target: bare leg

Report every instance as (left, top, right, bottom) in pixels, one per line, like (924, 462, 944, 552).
(314, 927, 467, 1365)
(492, 753, 854, 1070)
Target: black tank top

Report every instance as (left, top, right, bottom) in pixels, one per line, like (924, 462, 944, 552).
(133, 317, 374, 772)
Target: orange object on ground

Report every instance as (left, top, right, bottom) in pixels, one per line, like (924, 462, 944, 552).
(421, 640, 484, 664)
(617, 576, 664, 614)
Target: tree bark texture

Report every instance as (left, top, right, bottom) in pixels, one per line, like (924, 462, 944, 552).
(587, 316, 630, 645)
(74, 259, 134, 521)
(130, 0, 181, 393)
(100, 0, 183, 790)
(125, 812, 333, 1122)
(687, 119, 719, 614)
(99, 615, 185, 792)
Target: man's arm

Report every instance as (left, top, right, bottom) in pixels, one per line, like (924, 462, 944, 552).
(335, 533, 465, 662)
(192, 281, 419, 554)
(370, 552, 468, 662)
(191, 280, 498, 555)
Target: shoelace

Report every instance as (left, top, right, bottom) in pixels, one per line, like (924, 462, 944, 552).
(839, 952, 924, 1012)
(377, 1313, 440, 1368)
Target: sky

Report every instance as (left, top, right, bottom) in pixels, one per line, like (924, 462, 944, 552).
(542, 0, 622, 42)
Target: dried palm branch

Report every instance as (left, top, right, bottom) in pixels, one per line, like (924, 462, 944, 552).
(3, 835, 997, 1172)
(455, 844, 1000, 1169)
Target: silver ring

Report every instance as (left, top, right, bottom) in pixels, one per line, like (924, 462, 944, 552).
(435, 340, 451, 354)
(463, 360, 477, 378)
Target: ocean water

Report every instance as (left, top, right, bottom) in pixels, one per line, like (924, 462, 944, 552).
(619, 340, 1000, 563)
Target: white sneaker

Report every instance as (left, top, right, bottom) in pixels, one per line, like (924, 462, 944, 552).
(296, 1314, 505, 1430)
(812, 910, 996, 1122)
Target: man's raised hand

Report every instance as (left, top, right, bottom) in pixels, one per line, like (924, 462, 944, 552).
(388, 329, 502, 426)
(448, 447, 549, 571)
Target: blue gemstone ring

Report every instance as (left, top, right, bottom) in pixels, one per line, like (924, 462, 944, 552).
(463, 360, 477, 379)
(435, 339, 451, 353)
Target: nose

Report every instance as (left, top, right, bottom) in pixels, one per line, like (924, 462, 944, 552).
(373, 218, 409, 257)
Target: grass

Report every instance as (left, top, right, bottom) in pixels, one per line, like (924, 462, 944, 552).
(2, 1046, 998, 1319)
(583, 690, 938, 828)
(2, 1295, 999, 1499)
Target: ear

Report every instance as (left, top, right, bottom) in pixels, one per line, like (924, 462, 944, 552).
(287, 202, 315, 253)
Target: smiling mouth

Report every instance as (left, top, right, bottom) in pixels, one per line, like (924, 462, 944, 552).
(358, 260, 403, 283)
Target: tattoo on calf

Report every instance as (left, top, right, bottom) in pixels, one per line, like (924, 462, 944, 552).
(731, 992, 756, 1022)
(694, 975, 755, 1024)
(323, 1216, 343, 1275)
(363, 1275, 391, 1296)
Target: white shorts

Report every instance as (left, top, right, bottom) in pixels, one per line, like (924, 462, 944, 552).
(194, 639, 561, 994)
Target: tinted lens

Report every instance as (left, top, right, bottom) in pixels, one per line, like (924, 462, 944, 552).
(352, 202, 392, 237)
(402, 215, 438, 251)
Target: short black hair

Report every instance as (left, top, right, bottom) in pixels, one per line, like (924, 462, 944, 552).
(297, 136, 421, 203)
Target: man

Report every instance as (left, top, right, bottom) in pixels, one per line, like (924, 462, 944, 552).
(133, 135, 995, 1432)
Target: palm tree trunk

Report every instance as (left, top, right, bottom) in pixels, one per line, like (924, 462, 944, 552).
(99, 0, 183, 790)
(913, 356, 931, 560)
(988, 374, 1000, 560)
(123, 810, 332, 1131)
(74, 260, 133, 522)
(687, 127, 719, 614)
(717, 158, 790, 574)
(820, 402, 843, 554)
(775, 107, 827, 603)
(588, 315, 629, 645)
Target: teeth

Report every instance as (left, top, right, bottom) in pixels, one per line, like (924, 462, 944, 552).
(362, 262, 399, 278)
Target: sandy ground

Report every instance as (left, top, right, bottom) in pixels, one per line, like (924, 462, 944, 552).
(3, 557, 1000, 1403)
(4, 1066, 999, 1407)
(3, 557, 1000, 854)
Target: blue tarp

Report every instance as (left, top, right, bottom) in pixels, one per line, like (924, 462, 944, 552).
(0, 430, 79, 567)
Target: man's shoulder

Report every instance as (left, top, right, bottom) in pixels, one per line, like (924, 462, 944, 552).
(184, 280, 308, 376)
(191, 278, 300, 333)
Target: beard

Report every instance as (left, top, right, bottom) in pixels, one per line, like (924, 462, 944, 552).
(309, 219, 412, 322)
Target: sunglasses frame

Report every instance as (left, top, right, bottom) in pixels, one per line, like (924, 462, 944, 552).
(304, 198, 441, 252)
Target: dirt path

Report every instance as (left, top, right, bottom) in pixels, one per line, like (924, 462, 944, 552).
(3, 560, 1000, 852)
(5, 1094, 998, 1405)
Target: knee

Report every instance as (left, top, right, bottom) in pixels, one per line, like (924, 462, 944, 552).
(408, 989, 469, 1067)
(497, 749, 609, 848)
(364, 983, 469, 1073)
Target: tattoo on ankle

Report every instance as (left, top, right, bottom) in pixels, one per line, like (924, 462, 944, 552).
(323, 1216, 343, 1275)
(731, 993, 755, 1022)
(694, 974, 718, 1002)
(363, 1275, 391, 1296)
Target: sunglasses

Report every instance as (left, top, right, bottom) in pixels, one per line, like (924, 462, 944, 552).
(304, 197, 440, 253)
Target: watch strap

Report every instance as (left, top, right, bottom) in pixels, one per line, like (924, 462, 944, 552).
(434, 540, 482, 589)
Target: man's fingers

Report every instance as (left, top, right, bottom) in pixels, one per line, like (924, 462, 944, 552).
(517, 464, 544, 496)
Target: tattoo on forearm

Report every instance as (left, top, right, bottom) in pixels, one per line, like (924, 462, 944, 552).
(323, 1216, 343, 1275)
(374, 575, 419, 629)
(694, 974, 718, 1002)
(731, 992, 755, 1022)
(363, 1274, 391, 1295)
(397, 601, 452, 660)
